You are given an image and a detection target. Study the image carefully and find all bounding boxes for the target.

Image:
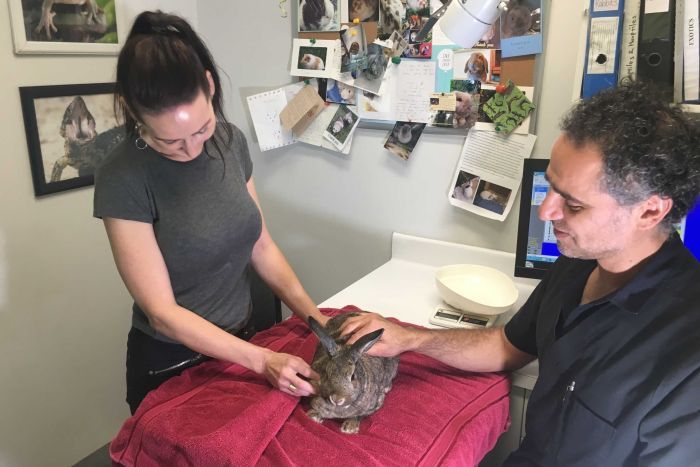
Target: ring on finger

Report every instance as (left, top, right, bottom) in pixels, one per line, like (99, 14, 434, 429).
(289, 382, 297, 392)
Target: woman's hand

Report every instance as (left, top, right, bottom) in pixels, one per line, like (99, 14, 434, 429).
(261, 350, 320, 397)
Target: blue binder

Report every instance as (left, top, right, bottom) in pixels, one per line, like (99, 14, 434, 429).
(581, 0, 626, 99)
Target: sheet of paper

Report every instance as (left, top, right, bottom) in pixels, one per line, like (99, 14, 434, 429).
(448, 129, 536, 221)
(586, 16, 620, 75)
(593, 0, 620, 12)
(246, 89, 295, 152)
(394, 60, 436, 123)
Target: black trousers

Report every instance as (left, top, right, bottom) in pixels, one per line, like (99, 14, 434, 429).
(126, 323, 255, 414)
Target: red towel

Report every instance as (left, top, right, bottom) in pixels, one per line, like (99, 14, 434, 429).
(110, 306, 510, 466)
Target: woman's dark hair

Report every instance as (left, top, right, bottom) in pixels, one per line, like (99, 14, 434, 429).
(114, 11, 232, 158)
(560, 79, 700, 230)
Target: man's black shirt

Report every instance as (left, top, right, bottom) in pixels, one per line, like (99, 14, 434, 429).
(503, 233, 700, 466)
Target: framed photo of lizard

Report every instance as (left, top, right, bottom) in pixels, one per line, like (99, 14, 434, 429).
(19, 82, 125, 196)
(8, 0, 122, 54)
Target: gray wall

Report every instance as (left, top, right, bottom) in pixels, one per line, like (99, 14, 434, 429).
(199, 1, 585, 305)
(0, 2, 196, 466)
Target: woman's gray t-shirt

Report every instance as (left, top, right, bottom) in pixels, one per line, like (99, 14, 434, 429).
(93, 125, 263, 342)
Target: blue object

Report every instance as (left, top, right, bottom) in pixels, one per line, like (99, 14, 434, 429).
(580, 0, 625, 99)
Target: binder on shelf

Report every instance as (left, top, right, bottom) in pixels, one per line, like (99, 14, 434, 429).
(619, 0, 642, 82)
(581, 0, 626, 99)
(637, 0, 676, 101)
(683, 0, 699, 102)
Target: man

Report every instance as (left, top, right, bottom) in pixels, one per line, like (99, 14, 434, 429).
(341, 81, 700, 466)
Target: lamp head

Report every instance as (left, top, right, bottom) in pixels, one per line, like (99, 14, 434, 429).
(440, 0, 507, 48)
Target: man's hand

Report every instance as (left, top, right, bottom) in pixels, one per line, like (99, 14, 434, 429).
(339, 312, 413, 357)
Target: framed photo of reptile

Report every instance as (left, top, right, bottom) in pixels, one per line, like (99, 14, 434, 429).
(19, 82, 125, 196)
(8, 0, 121, 55)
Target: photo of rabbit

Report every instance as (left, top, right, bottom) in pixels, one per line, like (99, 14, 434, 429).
(464, 52, 488, 82)
(452, 171, 480, 203)
(501, 0, 541, 39)
(323, 104, 359, 149)
(306, 313, 399, 434)
(453, 91, 479, 129)
(298, 0, 339, 31)
(384, 121, 426, 160)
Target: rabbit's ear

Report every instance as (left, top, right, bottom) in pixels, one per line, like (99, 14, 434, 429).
(349, 328, 384, 362)
(309, 316, 341, 356)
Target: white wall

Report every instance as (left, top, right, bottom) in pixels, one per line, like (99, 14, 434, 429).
(0, 2, 196, 466)
(0, 1, 586, 465)
(199, 2, 587, 305)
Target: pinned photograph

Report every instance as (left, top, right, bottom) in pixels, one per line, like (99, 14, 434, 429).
(451, 171, 481, 204)
(388, 30, 408, 57)
(381, 7, 406, 37)
(326, 79, 357, 105)
(298, 0, 340, 32)
(348, 0, 379, 22)
(473, 180, 512, 215)
(353, 43, 391, 95)
(450, 79, 482, 94)
(501, 0, 541, 39)
(429, 93, 456, 112)
(340, 24, 368, 73)
(323, 104, 360, 150)
(290, 39, 337, 78)
(384, 121, 426, 160)
(500, 0, 542, 57)
(473, 18, 501, 49)
(453, 49, 491, 83)
(401, 1, 431, 59)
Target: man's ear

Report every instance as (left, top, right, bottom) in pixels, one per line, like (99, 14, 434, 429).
(636, 195, 673, 231)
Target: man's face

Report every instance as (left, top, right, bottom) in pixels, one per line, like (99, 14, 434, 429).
(539, 134, 636, 262)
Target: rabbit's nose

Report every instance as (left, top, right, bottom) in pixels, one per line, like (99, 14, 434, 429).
(329, 395, 346, 406)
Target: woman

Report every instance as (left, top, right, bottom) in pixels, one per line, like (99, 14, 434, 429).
(94, 11, 328, 414)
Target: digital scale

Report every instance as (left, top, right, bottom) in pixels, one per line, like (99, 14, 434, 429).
(429, 306, 498, 329)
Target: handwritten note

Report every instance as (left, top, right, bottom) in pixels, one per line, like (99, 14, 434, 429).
(246, 89, 295, 152)
(394, 61, 436, 123)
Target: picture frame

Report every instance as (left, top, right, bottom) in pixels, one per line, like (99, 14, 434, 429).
(19, 82, 125, 196)
(8, 0, 122, 55)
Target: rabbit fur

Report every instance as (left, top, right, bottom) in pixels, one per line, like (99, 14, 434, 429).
(306, 313, 399, 434)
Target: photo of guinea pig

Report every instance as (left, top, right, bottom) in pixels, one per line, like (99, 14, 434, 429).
(299, 52, 326, 70)
(306, 313, 399, 434)
(326, 80, 357, 104)
(464, 52, 488, 82)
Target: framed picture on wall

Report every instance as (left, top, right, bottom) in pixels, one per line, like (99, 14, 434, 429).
(19, 82, 125, 196)
(8, 0, 122, 54)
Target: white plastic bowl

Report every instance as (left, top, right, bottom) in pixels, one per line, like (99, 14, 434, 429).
(435, 264, 518, 316)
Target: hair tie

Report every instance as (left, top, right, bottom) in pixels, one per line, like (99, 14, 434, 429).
(152, 24, 180, 35)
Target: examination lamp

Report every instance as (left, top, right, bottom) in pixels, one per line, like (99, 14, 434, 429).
(415, 0, 509, 48)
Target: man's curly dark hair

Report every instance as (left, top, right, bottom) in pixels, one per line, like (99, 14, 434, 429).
(560, 80, 700, 230)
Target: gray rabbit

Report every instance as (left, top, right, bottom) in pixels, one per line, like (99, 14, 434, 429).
(306, 313, 399, 433)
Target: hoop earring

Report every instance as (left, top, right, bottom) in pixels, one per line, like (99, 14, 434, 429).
(134, 123, 148, 150)
(134, 137, 148, 150)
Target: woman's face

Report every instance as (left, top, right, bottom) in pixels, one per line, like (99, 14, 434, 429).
(139, 73, 216, 162)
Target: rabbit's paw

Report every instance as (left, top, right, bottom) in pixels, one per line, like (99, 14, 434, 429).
(306, 409, 324, 423)
(340, 417, 361, 434)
